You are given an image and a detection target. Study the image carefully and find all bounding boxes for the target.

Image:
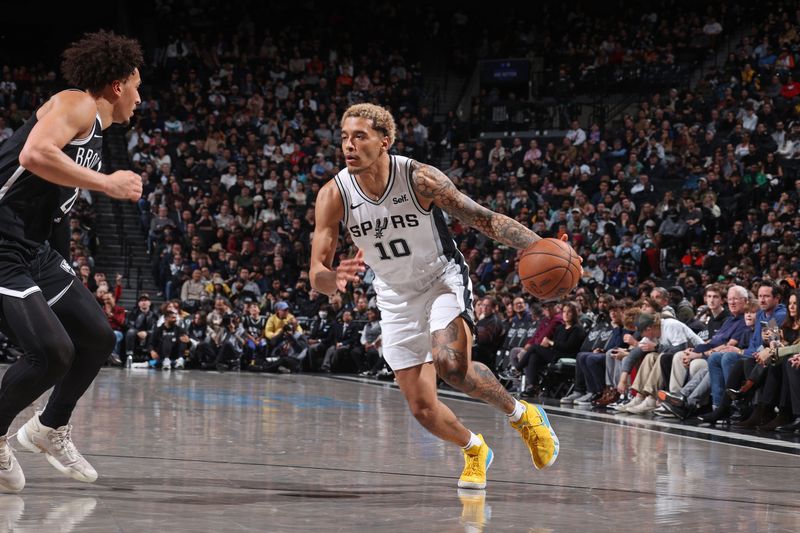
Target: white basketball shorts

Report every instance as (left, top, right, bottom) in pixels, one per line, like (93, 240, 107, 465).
(374, 261, 474, 371)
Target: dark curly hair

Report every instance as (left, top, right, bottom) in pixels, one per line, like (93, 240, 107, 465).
(61, 30, 143, 94)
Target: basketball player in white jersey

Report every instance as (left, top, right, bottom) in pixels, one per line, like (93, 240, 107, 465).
(311, 103, 572, 489)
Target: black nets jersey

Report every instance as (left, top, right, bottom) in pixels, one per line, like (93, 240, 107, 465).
(0, 99, 103, 250)
(242, 315, 267, 338)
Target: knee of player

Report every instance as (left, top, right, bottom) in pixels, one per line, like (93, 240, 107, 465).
(434, 355, 468, 384)
(44, 337, 76, 375)
(84, 322, 117, 358)
(408, 401, 436, 423)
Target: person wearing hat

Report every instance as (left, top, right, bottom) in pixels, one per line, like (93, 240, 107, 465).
(703, 238, 727, 278)
(581, 254, 604, 284)
(124, 293, 159, 362)
(264, 301, 307, 372)
(621, 311, 703, 415)
(668, 286, 695, 324)
(264, 301, 302, 345)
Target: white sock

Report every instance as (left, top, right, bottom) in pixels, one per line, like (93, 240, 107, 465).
(506, 400, 526, 423)
(461, 432, 482, 451)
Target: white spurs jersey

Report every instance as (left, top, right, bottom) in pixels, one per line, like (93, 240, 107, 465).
(334, 155, 469, 290)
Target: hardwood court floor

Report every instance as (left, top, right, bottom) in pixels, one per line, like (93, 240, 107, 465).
(0, 367, 798, 532)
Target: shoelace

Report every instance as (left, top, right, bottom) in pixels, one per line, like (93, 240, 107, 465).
(519, 422, 538, 447)
(0, 439, 11, 469)
(463, 451, 484, 478)
(48, 425, 78, 461)
(517, 412, 545, 447)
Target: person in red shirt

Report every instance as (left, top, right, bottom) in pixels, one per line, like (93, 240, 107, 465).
(681, 244, 705, 267)
(101, 293, 127, 365)
(781, 74, 800, 100)
(525, 302, 563, 348)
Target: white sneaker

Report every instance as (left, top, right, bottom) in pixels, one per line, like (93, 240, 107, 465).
(653, 405, 675, 418)
(607, 398, 627, 410)
(627, 396, 657, 414)
(560, 391, 582, 404)
(0, 435, 25, 492)
(573, 392, 595, 405)
(130, 362, 150, 369)
(162, 357, 172, 370)
(616, 394, 644, 413)
(174, 357, 185, 369)
(16, 413, 98, 483)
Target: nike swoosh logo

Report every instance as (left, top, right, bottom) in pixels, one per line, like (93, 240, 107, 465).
(350, 202, 364, 209)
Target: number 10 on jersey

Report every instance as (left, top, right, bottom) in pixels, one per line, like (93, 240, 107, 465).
(374, 238, 411, 260)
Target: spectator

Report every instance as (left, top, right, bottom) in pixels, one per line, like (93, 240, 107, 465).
(101, 293, 127, 365)
(264, 301, 305, 368)
(180, 269, 207, 307)
(514, 303, 585, 397)
(306, 305, 336, 371)
(358, 308, 384, 376)
(621, 311, 703, 415)
(241, 302, 268, 371)
(707, 281, 786, 408)
(662, 285, 748, 404)
(183, 311, 211, 368)
(564, 299, 625, 405)
(202, 313, 245, 372)
(125, 293, 158, 362)
(320, 310, 362, 373)
(473, 297, 504, 370)
(148, 309, 189, 370)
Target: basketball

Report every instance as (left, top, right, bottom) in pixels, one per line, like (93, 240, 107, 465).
(519, 238, 582, 300)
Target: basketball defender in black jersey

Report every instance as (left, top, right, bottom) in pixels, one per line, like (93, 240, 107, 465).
(0, 31, 143, 493)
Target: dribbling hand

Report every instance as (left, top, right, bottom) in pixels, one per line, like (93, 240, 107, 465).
(336, 249, 365, 293)
(106, 170, 143, 201)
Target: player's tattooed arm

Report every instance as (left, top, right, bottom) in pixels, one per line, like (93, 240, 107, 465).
(410, 160, 541, 250)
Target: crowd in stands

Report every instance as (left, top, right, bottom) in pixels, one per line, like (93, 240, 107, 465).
(1, 4, 800, 435)
(452, 1, 759, 98)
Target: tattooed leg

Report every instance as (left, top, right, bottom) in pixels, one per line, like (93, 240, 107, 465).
(432, 317, 516, 413)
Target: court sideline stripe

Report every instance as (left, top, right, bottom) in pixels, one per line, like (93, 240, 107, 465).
(325, 375, 800, 457)
(69, 450, 800, 510)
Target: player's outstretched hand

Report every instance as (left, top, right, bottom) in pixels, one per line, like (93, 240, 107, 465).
(106, 170, 143, 201)
(559, 233, 584, 276)
(336, 249, 365, 293)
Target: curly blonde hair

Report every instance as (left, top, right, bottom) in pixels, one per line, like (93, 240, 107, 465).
(341, 103, 396, 147)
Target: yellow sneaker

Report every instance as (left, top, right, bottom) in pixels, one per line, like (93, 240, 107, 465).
(510, 401, 559, 469)
(457, 434, 493, 489)
(458, 488, 490, 531)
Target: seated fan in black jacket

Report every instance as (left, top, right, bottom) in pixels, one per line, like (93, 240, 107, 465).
(515, 302, 586, 397)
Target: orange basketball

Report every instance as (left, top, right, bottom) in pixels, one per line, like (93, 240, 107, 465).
(519, 238, 582, 300)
